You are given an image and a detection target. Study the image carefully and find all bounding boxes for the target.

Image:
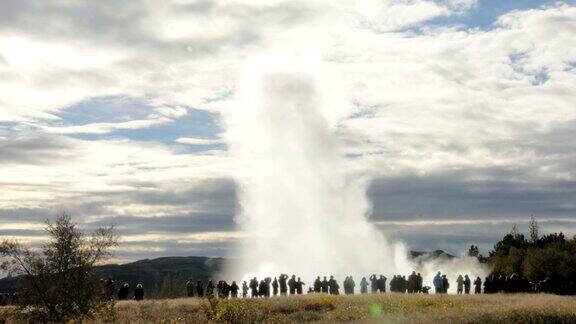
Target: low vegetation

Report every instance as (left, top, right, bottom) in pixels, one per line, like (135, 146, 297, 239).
(3, 293, 575, 323)
(484, 218, 576, 294)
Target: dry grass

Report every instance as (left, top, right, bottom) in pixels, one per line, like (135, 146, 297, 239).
(1, 293, 575, 323)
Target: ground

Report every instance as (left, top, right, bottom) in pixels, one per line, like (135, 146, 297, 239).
(1, 293, 575, 323)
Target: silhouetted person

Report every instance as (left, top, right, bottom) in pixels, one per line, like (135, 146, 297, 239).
(258, 280, 266, 297)
(217, 280, 229, 299)
(279, 274, 288, 295)
(433, 272, 443, 294)
(408, 271, 418, 293)
(186, 280, 195, 297)
(264, 277, 271, 297)
(378, 275, 387, 293)
(348, 276, 356, 295)
(321, 276, 329, 293)
(474, 277, 482, 294)
(390, 275, 396, 292)
(196, 281, 204, 298)
(206, 280, 215, 298)
(230, 281, 239, 298)
(106, 277, 115, 300)
(369, 274, 378, 293)
(99, 278, 107, 299)
(134, 284, 144, 301)
(464, 275, 471, 294)
(328, 276, 339, 295)
(416, 273, 423, 293)
(250, 277, 258, 298)
(288, 275, 297, 295)
(242, 281, 248, 298)
(272, 277, 279, 296)
(457, 275, 464, 294)
(360, 277, 369, 294)
(314, 276, 321, 293)
(296, 277, 305, 294)
(118, 283, 129, 300)
(442, 275, 449, 294)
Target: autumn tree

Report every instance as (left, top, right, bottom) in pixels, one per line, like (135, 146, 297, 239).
(0, 213, 118, 322)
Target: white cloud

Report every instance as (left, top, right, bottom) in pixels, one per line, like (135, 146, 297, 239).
(176, 137, 222, 145)
(0, 1, 575, 260)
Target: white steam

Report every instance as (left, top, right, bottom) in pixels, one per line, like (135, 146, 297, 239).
(224, 56, 488, 291)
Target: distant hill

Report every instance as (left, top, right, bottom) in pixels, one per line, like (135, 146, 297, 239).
(410, 250, 456, 260)
(0, 256, 226, 298)
(0, 251, 455, 297)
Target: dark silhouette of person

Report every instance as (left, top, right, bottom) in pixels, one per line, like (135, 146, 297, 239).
(279, 274, 288, 295)
(186, 280, 195, 297)
(242, 281, 248, 298)
(194, 281, 203, 297)
(474, 276, 482, 294)
(206, 280, 215, 298)
(378, 275, 387, 293)
(348, 276, 356, 295)
(258, 279, 266, 297)
(314, 276, 321, 293)
(99, 278, 107, 299)
(328, 276, 339, 295)
(296, 277, 305, 294)
(288, 275, 297, 295)
(457, 275, 464, 294)
(321, 276, 329, 293)
(464, 275, 471, 294)
(134, 284, 144, 301)
(230, 281, 239, 298)
(442, 275, 449, 294)
(360, 277, 369, 294)
(217, 280, 229, 299)
(403, 276, 408, 293)
(433, 272, 443, 294)
(272, 277, 279, 296)
(106, 277, 115, 300)
(117, 283, 129, 300)
(196, 281, 204, 298)
(416, 273, 423, 293)
(264, 278, 271, 297)
(369, 274, 378, 293)
(250, 277, 258, 298)
(408, 271, 417, 293)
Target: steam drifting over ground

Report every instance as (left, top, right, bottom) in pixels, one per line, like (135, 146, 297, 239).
(224, 57, 488, 288)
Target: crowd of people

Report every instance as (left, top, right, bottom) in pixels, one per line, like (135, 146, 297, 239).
(0, 272, 568, 306)
(181, 272, 471, 300)
(99, 278, 145, 301)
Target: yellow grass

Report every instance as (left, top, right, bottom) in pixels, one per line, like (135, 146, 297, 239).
(1, 293, 575, 323)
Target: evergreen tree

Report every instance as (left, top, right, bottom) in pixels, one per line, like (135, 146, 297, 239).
(529, 216, 539, 243)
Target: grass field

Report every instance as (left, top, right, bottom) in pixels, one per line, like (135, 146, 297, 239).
(1, 293, 575, 323)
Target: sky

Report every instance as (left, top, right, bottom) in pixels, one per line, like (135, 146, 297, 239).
(0, 0, 575, 263)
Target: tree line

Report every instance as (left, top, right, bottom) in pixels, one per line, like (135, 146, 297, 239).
(468, 216, 576, 295)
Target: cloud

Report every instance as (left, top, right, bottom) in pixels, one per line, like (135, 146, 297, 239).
(176, 137, 222, 146)
(0, 1, 575, 261)
(367, 167, 576, 220)
(0, 135, 80, 165)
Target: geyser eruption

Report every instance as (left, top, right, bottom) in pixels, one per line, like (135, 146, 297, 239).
(226, 59, 412, 281)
